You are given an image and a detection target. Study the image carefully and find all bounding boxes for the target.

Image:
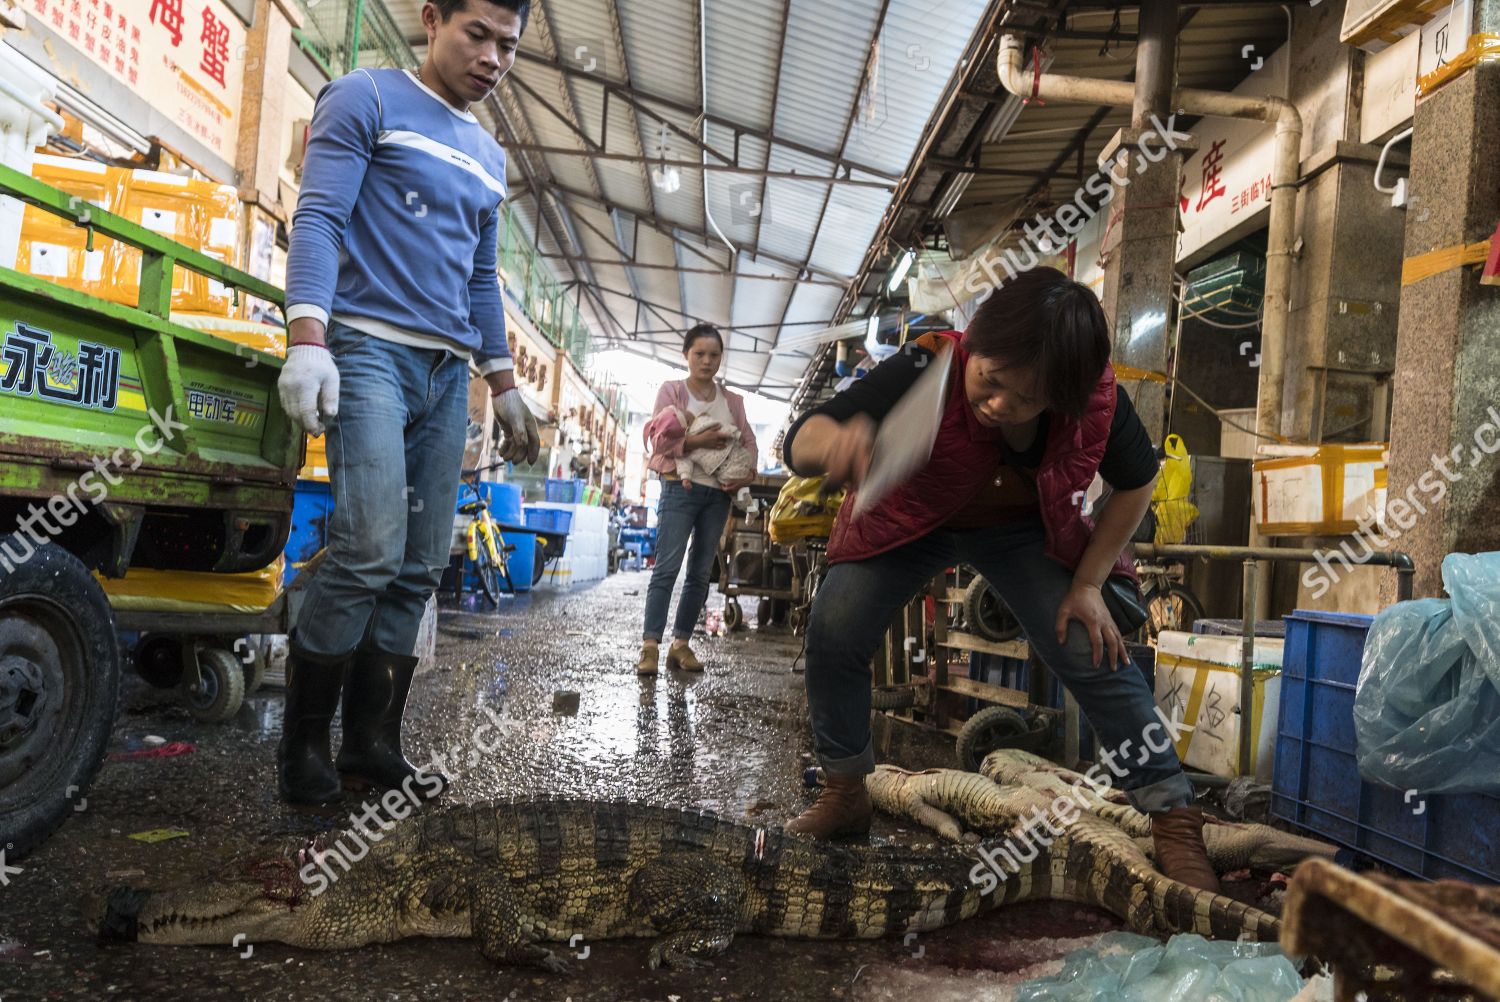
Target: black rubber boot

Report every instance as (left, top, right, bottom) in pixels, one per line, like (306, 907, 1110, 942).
(335, 648, 447, 800)
(276, 643, 349, 806)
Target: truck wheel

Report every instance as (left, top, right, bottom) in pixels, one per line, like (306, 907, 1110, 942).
(0, 536, 120, 859)
(955, 706, 1030, 772)
(181, 647, 245, 723)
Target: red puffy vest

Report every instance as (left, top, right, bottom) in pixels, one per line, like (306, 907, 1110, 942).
(825, 329, 1138, 585)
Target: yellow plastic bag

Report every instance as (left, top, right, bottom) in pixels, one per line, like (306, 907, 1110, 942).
(769, 475, 846, 544)
(1151, 433, 1199, 544)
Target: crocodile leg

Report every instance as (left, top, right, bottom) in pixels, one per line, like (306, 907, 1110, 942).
(627, 852, 743, 970)
(469, 877, 570, 973)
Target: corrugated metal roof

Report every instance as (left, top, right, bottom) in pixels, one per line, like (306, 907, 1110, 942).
(385, 0, 992, 398)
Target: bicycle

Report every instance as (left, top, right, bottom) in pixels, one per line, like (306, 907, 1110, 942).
(458, 465, 516, 608)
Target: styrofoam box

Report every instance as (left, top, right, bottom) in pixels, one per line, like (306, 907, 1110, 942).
(1153, 630, 1284, 783)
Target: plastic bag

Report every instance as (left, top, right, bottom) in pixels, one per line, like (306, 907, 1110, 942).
(1354, 551, 1500, 794)
(768, 475, 846, 544)
(1151, 434, 1200, 544)
(1012, 932, 1307, 1002)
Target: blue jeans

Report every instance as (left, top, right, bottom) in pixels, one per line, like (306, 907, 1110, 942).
(291, 320, 470, 659)
(803, 518, 1194, 813)
(642, 480, 733, 642)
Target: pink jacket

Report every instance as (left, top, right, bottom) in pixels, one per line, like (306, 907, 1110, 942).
(644, 380, 758, 477)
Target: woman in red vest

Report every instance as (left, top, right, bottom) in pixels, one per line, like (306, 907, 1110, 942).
(781, 267, 1219, 892)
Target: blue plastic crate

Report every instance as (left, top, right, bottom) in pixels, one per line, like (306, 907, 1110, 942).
(544, 478, 587, 503)
(458, 481, 522, 523)
(523, 507, 573, 535)
(1271, 609, 1500, 883)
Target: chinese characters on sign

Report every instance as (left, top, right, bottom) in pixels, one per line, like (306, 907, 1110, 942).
(27, 0, 244, 160)
(0, 323, 121, 411)
(149, 0, 183, 47)
(1196, 139, 1227, 212)
(186, 387, 237, 423)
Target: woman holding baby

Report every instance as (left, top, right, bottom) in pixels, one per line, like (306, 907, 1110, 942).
(638, 324, 759, 675)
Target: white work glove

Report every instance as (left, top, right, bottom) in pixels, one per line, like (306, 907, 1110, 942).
(493, 387, 541, 465)
(278, 343, 340, 437)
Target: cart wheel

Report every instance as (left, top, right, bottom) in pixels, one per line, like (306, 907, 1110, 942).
(962, 577, 1022, 642)
(723, 600, 745, 633)
(238, 638, 266, 695)
(134, 634, 185, 689)
(181, 648, 245, 723)
(771, 599, 791, 625)
(756, 597, 772, 628)
(955, 706, 1031, 772)
(871, 685, 917, 710)
(532, 541, 547, 588)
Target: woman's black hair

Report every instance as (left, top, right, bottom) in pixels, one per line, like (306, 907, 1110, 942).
(682, 323, 724, 354)
(963, 266, 1112, 419)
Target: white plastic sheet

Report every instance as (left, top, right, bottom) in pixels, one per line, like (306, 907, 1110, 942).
(1355, 552, 1500, 794)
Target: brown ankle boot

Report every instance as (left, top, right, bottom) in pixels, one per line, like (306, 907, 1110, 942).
(1150, 805, 1222, 893)
(785, 774, 873, 839)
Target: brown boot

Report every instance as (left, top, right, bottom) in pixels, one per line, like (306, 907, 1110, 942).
(1150, 805, 1222, 893)
(637, 641, 659, 676)
(665, 640, 704, 672)
(785, 774, 872, 839)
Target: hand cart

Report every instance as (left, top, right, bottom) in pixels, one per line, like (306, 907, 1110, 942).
(713, 473, 796, 630)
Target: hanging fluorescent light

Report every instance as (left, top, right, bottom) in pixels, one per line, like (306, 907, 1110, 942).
(887, 248, 915, 293)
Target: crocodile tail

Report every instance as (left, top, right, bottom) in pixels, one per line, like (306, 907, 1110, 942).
(1055, 823, 1282, 941)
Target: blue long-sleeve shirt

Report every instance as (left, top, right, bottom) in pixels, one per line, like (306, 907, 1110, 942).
(286, 68, 512, 374)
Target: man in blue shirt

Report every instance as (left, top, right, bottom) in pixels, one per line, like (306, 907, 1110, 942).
(276, 0, 538, 806)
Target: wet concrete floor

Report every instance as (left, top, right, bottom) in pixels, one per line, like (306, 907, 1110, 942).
(2, 570, 1131, 1002)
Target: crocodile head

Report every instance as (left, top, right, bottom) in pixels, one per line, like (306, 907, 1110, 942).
(86, 855, 330, 948)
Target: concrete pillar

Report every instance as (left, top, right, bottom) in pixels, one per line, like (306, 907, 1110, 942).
(1100, 0, 1182, 442)
(1383, 1, 1500, 599)
(1099, 131, 1186, 441)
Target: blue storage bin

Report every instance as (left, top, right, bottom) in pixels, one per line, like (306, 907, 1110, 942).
(284, 479, 333, 585)
(459, 481, 523, 524)
(545, 478, 587, 503)
(1271, 609, 1500, 883)
(460, 529, 537, 594)
(500, 529, 536, 593)
(523, 507, 573, 535)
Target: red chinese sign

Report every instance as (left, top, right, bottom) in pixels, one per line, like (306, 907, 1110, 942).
(26, 0, 245, 161)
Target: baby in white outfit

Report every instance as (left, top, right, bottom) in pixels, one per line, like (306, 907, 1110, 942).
(673, 408, 756, 489)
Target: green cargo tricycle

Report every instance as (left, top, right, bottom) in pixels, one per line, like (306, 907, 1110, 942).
(0, 163, 299, 857)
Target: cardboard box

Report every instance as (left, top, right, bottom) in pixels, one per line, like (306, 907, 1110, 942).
(1254, 443, 1387, 536)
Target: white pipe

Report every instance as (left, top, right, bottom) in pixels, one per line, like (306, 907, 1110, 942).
(0, 72, 65, 133)
(1374, 127, 1413, 195)
(699, 0, 738, 259)
(996, 34, 1303, 443)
